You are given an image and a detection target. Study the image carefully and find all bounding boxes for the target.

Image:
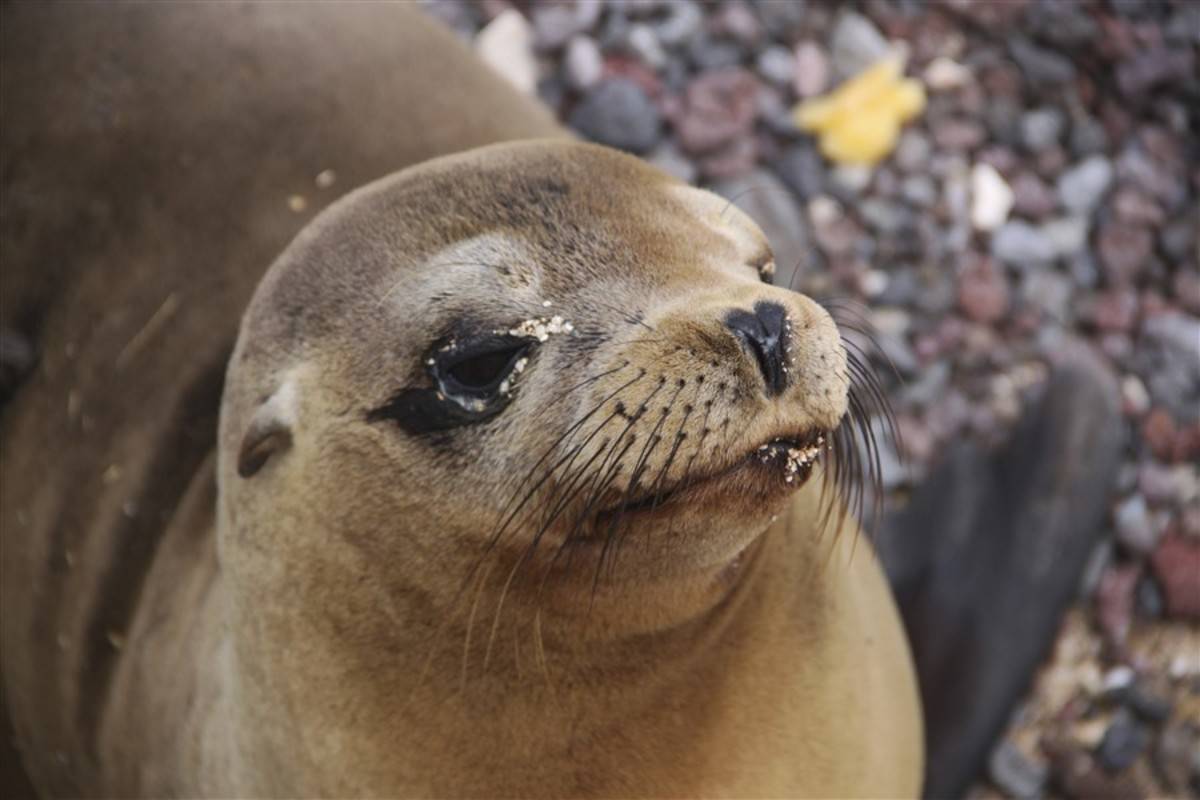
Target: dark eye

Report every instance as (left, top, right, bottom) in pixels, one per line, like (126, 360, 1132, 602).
(441, 340, 531, 395)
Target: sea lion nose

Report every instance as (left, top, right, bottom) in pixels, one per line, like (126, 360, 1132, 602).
(723, 301, 789, 396)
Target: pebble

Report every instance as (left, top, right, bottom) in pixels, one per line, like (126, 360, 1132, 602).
(992, 221, 1056, 268)
(792, 41, 830, 98)
(564, 36, 603, 90)
(1113, 494, 1159, 556)
(1120, 374, 1151, 417)
(1008, 36, 1076, 85)
(709, 1, 761, 47)
(686, 31, 743, 71)
(675, 68, 759, 154)
(1057, 156, 1114, 215)
(1020, 107, 1065, 152)
(770, 143, 826, 200)
(894, 130, 931, 173)
(1088, 289, 1138, 333)
(1069, 113, 1109, 157)
(969, 162, 1013, 231)
(568, 78, 661, 154)
(1135, 572, 1165, 617)
(1096, 564, 1138, 645)
(1010, 171, 1058, 218)
(1097, 224, 1153, 285)
(1150, 534, 1200, 619)
(653, 0, 703, 47)
(1022, 270, 1073, 322)
(901, 174, 937, 208)
(646, 142, 697, 184)
(923, 56, 971, 91)
(625, 24, 667, 69)
(987, 740, 1048, 799)
(1095, 709, 1151, 773)
(1154, 724, 1199, 795)
(755, 46, 795, 88)
(1119, 683, 1173, 724)
(829, 10, 891, 79)
(1116, 46, 1196, 97)
(1041, 216, 1089, 260)
(531, 2, 600, 51)
(958, 255, 1010, 324)
(475, 9, 538, 94)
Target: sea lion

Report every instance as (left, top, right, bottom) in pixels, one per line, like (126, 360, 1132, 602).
(0, 3, 921, 797)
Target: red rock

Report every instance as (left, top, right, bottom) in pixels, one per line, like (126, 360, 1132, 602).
(1097, 225, 1154, 285)
(674, 68, 759, 155)
(1011, 171, 1058, 218)
(1096, 564, 1139, 647)
(1150, 535, 1200, 619)
(1173, 422, 1200, 463)
(1088, 289, 1138, 333)
(601, 56, 663, 98)
(958, 255, 1010, 324)
(1141, 409, 1177, 462)
(1112, 185, 1165, 226)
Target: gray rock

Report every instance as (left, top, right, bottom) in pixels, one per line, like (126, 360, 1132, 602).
(770, 143, 826, 200)
(1022, 270, 1074, 322)
(1069, 113, 1109, 157)
(1139, 312, 1200, 423)
(894, 130, 931, 173)
(531, 2, 600, 50)
(1096, 709, 1151, 773)
(653, 0, 703, 47)
(1008, 36, 1076, 84)
(710, 169, 811, 286)
(564, 36, 603, 91)
(568, 79, 661, 155)
(793, 41, 830, 98)
(687, 31, 744, 71)
(860, 198, 913, 236)
(1057, 156, 1114, 215)
(1020, 107, 1066, 151)
(988, 740, 1048, 800)
(992, 221, 1057, 268)
(1041, 216, 1090, 259)
(901, 175, 938, 208)
(1114, 494, 1159, 555)
(1166, 2, 1200, 45)
(753, 0, 807, 38)
(625, 23, 667, 69)
(755, 45, 795, 88)
(830, 11, 890, 79)
(647, 143, 697, 185)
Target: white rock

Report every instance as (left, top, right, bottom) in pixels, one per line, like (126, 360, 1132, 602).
(475, 9, 538, 95)
(564, 36, 603, 91)
(970, 162, 1014, 231)
(923, 56, 972, 90)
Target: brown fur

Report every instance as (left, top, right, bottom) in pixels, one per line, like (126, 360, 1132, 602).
(1, 3, 921, 797)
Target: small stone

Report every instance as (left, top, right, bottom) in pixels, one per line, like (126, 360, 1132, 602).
(770, 143, 826, 199)
(755, 46, 795, 88)
(1150, 534, 1200, 619)
(625, 24, 666, 70)
(568, 79, 661, 154)
(1057, 156, 1114, 215)
(1114, 495, 1158, 555)
(923, 56, 971, 90)
(564, 36, 603, 90)
(475, 9, 538, 94)
(1041, 216, 1089, 259)
(859, 198, 911, 235)
(1088, 289, 1138, 333)
(1095, 709, 1150, 773)
(992, 221, 1056, 268)
(1070, 114, 1109, 157)
(710, 1, 761, 46)
(1095, 564, 1138, 646)
(1020, 107, 1066, 152)
(1135, 572, 1165, 617)
(1097, 224, 1153, 285)
(1111, 186, 1165, 227)
(686, 31, 743, 71)
(1171, 269, 1200, 315)
(314, 169, 336, 189)
(1142, 409, 1177, 461)
(653, 0, 703, 47)
(675, 68, 759, 155)
(1138, 460, 1178, 505)
(696, 138, 756, 181)
(646, 143, 696, 185)
(792, 41, 829, 98)
(1120, 374, 1150, 416)
(829, 163, 872, 196)
(287, 195, 306, 213)
(1009, 36, 1076, 85)
(933, 118, 986, 151)
(1010, 171, 1058, 218)
(900, 174, 937, 207)
(969, 162, 1013, 232)
(1119, 683, 1173, 724)
(1154, 724, 1198, 795)
(530, 2, 599, 50)
(958, 254, 1010, 323)
(988, 740, 1048, 799)
(1022, 270, 1073, 322)
(1116, 46, 1196, 97)
(829, 10, 890, 79)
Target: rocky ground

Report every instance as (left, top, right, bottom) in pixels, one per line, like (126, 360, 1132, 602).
(425, 0, 1198, 797)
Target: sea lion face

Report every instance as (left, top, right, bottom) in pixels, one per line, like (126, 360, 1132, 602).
(220, 140, 852, 595)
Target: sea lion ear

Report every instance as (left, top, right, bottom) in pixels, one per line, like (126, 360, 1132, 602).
(237, 379, 298, 479)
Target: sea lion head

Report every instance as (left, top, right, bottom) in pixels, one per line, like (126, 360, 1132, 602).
(218, 140, 869, 625)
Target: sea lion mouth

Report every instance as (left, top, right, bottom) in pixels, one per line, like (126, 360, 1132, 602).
(593, 428, 832, 522)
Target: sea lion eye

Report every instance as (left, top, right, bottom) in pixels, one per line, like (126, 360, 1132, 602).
(438, 337, 531, 396)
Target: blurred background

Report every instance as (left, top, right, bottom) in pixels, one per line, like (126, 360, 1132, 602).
(421, 0, 1199, 797)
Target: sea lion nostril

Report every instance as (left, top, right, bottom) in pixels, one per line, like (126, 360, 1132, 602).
(723, 301, 789, 396)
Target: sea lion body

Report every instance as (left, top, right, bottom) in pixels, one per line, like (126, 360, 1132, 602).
(0, 4, 921, 797)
